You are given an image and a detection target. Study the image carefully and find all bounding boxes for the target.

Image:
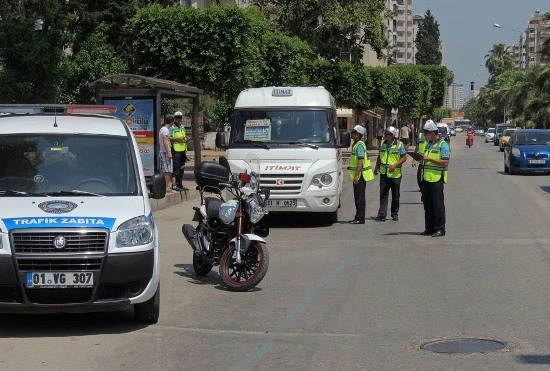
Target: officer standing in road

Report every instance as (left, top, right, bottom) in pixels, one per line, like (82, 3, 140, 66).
(419, 120, 450, 237)
(412, 120, 430, 190)
(347, 125, 374, 224)
(170, 111, 189, 191)
(372, 126, 407, 222)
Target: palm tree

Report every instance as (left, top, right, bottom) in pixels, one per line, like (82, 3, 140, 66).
(539, 12, 550, 63)
(484, 43, 514, 81)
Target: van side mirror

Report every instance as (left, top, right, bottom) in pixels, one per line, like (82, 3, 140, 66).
(216, 132, 228, 149)
(339, 132, 351, 148)
(150, 173, 167, 199)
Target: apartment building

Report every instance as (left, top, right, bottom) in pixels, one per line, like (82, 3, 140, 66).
(389, 0, 414, 65)
(512, 10, 549, 69)
(444, 84, 464, 110)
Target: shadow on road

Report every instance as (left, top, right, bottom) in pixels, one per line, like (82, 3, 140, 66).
(263, 212, 333, 228)
(173, 264, 262, 292)
(384, 231, 425, 236)
(0, 309, 145, 338)
(541, 186, 550, 193)
(517, 355, 550, 365)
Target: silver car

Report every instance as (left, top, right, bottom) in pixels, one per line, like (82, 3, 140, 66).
(474, 126, 485, 136)
(485, 127, 495, 143)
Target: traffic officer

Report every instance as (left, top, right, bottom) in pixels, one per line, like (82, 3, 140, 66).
(169, 111, 189, 191)
(419, 120, 450, 237)
(372, 126, 407, 222)
(412, 121, 430, 190)
(347, 125, 374, 224)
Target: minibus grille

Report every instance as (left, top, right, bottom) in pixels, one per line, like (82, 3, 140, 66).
(260, 174, 304, 195)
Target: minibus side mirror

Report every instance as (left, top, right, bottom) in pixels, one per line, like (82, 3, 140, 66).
(339, 132, 351, 148)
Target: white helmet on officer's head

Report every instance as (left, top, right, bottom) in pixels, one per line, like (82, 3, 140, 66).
(423, 120, 438, 132)
(174, 111, 183, 117)
(384, 126, 398, 137)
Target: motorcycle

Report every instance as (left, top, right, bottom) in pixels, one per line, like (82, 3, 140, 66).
(182, 155, 270, 291)
(466, 131, 474, 148)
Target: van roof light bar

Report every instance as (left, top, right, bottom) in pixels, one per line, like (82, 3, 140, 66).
(0, 104, 117, 115)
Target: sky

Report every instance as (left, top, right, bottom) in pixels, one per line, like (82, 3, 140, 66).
(414, 0, 549, 97)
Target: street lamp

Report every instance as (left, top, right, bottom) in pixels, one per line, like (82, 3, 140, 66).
(492, 23, 521, 33)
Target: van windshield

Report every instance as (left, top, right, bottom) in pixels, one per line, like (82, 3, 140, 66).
(232, 109, 332, 145)
(0, 134, 138, 196)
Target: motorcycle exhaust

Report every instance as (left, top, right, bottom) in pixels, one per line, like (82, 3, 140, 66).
(182, 224, 201, 252)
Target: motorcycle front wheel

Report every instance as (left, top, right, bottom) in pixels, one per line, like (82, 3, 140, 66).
(193, 253, 213, 276)
(219, 242, 269, 292)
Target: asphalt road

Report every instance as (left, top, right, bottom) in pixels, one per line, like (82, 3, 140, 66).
(0, 133, 549, 370)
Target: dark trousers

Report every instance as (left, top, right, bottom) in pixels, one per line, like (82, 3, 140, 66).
(377, 174, 401, 218)
(171, 150, 187, 188)
(416, 165, 423, 190)
(420, 180, 446, 232)
(353, 176, 366, 222)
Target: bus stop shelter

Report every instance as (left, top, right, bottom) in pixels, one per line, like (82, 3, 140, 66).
(90, 74, 203, 182)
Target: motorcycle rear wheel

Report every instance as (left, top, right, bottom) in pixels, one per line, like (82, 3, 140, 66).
(219, 242, 269, 292)
(193, 253, 213, 276)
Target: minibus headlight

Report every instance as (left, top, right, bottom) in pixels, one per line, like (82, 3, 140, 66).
(116, 216, 154, 247)
(320, 173, 333, 186)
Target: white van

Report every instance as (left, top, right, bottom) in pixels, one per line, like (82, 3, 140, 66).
(217, 87, 350, 223)
(0, 104, 166, 322)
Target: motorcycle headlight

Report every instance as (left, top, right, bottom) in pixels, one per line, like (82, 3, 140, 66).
(246, 194, 267, 224)
(219, 199, 238, 224)
(512, 148, 521, 157)
(116, 216, 154, 247)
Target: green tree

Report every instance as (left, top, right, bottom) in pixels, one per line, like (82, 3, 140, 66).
(484, 43, 514, 81)
(415, 9, 442, 65)
(0, 0, 72, 102)
(60, 23, 126, 103)
(251, 0, 389, 62)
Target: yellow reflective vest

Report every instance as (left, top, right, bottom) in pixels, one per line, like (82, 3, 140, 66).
(171, 125, 187, 152)
(422, 139, 448, 183)
(378, 139, 404, 178)
(417, 132, 427, 155)
(348, 140, 374, 182)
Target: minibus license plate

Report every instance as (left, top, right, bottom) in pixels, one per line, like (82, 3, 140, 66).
(26, 272, 94, 288)
(267, 199, 297, 208)
(529, 159, 545, 164)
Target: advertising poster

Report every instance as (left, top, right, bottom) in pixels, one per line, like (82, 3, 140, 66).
(103, 98, 155, 176)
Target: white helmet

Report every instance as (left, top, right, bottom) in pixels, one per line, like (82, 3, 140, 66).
(351, 125, 366, 136)
(174, 111, 183, 117)
(423, 120, 437, 132)
(384, 126, 398, 137)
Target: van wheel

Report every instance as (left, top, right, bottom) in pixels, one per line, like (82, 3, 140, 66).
(134, 284, 160, 324)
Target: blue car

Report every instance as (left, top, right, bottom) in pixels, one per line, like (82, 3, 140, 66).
(503, 129, 550, 174)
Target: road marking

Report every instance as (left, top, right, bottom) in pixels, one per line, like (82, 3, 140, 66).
(229, 225, 380, 371)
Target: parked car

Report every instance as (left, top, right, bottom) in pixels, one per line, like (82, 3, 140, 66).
(494, 123, 513, 146)
(474, 126, 485, 136)
(455, 126, 464, 133)
(485, 127, 495, 143)
(438, 126, 450, 143)
(503, 129, 550, 174)
(449, 127, 456, 136)
(499, 128, 517, 151)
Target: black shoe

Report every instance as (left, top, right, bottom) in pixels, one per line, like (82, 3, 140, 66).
(391, 215, 398, 221)
(371, 216, 386, 222)
(348, 220, 365, 224)
(431, 230, 446, 237)
(420, 230, 434, 236)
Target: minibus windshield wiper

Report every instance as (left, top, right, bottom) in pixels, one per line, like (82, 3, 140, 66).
(239, 140, 271, 149)
(287, 142, 319, 149)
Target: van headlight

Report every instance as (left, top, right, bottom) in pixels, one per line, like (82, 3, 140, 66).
(312, 173, 333, 187)
(116, 216, 154, 247)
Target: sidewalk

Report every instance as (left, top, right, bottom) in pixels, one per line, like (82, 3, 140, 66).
(149, 149, 224, 212)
